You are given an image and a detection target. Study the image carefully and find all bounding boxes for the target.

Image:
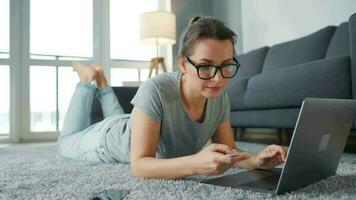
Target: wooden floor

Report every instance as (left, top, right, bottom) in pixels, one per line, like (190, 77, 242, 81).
(234, 128, 356, 153)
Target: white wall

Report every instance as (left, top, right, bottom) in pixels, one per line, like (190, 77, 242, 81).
(171, 0, 214, 70)
(212, 0, 242, 54)
(212, 0, 243, 54)
(242, 0, 356, 53)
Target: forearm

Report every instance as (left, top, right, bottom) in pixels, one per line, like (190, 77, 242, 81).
(131, 155, 197, 179)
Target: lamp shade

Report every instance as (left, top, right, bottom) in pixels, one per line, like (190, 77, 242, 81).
(140, 11, 176, 45)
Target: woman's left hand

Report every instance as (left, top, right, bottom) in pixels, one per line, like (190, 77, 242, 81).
(254, 144, 287, 169)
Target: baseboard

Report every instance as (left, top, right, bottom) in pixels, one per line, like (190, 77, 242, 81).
(16, 132, 59, 143)
(0, 135, 10, 143)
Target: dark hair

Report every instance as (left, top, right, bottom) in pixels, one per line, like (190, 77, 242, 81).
(177, 16, 237, 59)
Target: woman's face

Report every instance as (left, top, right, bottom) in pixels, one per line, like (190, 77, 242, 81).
(180, 38, 234, 98)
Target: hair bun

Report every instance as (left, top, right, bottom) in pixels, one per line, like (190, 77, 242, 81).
(189, 16, 201, 26)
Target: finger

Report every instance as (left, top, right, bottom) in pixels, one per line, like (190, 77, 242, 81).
(210, 143, 232, 154)
(274, 145, 287, 161)
(266, 158, 279, 168)
(272, 155, 284, 166)
(271, 159, 279, 168)
(270, 145, 287, 161)
(226, 149, 240, 154)
(281, 147, 288, 161)
(273, 145, 287, 160)
(261, 149, 278, 159)
(214, 153, 233, 164)
(274, 154, 281, 163)
(277, 155, 282, 163)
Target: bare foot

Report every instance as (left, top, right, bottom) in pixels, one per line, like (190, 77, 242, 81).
(91, 63, 109, 88)
(72, 61, 97, 83)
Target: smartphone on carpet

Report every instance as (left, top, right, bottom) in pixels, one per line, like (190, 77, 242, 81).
(90, 189, 131, 200)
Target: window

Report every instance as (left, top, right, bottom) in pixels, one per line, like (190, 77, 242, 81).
(29, 0, 92, 132)
(110, 0, 159, 60)
(111, 68, 140, 86)
(30, 0, 92, 58)
(30, 66, 78, 132)
(0, 0, 9, 57)
(140, 69, 150, 81)
(58, 67, 78, 130)
(5, 1, 172, 141)
(30, 66, 57, 131)
(0, 0, 9, 135)
(110, 68, 154, 86)
(0, 66, 9, 134)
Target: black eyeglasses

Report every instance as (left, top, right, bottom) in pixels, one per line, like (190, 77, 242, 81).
(185, 57, 240, 80)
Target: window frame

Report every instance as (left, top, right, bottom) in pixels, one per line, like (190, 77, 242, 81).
(1, 0, 172, 143)
(0, 0, 11, 142)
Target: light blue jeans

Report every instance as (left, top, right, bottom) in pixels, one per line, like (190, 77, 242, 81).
(57, 82, 125, 163)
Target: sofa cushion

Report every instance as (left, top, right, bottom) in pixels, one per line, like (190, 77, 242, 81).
(236, 46, 269, 78)
(244, 56, 351, 109)
(262, 26, 336, 72)
(326, 22, 350, 58)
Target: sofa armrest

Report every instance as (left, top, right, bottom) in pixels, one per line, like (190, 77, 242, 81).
(349, 13, 356, 99)
(90, 86, 139, 124)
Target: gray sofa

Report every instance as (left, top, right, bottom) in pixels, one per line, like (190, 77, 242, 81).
(226, 13, 356, 135)
(91, 87, 138, 124)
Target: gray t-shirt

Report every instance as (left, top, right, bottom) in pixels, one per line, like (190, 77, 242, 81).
(104, 71, 230, 163)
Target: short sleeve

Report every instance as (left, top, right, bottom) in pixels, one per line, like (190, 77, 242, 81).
(220, 90, 231, 123)
(130, 79, 163, 123)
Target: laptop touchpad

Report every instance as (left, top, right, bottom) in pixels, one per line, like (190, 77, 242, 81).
(202, 168, 281, 188)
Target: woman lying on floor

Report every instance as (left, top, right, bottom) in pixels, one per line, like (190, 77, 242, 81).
(57, 16, 287, 179)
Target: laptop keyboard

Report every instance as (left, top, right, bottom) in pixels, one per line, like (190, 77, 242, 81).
(241, 174, 279, 191)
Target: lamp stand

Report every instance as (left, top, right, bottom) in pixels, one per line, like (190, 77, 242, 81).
(148, 57, 167, 78)
(148, 41, 167, 78)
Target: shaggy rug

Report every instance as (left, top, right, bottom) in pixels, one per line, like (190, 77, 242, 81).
(1, 141, 356, 200)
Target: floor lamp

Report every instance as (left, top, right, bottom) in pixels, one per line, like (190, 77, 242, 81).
(140, 11, 176, 78)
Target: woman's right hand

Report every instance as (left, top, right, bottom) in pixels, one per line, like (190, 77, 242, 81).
(191, 143, 249, 176)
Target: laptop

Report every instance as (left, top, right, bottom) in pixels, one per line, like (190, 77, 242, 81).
(201, 98, 356, 194)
